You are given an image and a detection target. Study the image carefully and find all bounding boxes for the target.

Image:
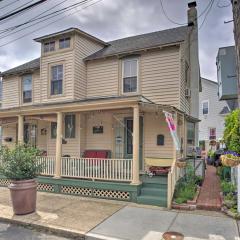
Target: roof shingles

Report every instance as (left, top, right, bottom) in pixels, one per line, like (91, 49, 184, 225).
(1, 26, 188, 76)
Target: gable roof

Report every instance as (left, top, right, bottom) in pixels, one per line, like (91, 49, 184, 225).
(1, 25, 189, 77)
(85, 26, 188, 61)
(219, 106, 230, 115)
(1, 58, 40, 77)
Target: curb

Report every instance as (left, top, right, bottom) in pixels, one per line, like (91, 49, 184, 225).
(0, 216, 85, 239)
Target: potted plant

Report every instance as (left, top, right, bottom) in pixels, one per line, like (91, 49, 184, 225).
(220, 151, 240, 167)
(0, 144, 42, 215)
(176, 158, 187, 168)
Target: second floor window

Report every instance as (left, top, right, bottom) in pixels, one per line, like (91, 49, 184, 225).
(51, 65, 63, 95)
(122, 58, 138, 93)
(202, 100, 209, 115)
(44, 41, 55, 52)
(59, 37, 70, 49)
(209, 128, 216, 140)
(22, 75, 32, 103)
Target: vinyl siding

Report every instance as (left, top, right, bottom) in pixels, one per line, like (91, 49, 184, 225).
(2, 125, 17, 148)
(40, 50, 75, 103)
(199, 79, 228, 141)
(74, 34, 103, 99)
(2, 76, 20, 108)
(141, 47, 181, 107)
(144, 113, 173, 158)
(86, 58, 119, 98)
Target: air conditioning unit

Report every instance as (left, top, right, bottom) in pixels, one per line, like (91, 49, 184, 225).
(185, 88, 191, 98)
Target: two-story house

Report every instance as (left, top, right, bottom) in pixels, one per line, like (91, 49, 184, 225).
(0, 2, 200, 208)
(199, 78, 229, 152)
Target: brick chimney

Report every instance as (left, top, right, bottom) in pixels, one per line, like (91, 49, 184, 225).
(188, 1, 198, 27)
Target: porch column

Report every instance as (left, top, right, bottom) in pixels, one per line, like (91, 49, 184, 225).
(55, 112, 63, 178)
(132, 105, 140, 185)
(18, 115, 24, 144)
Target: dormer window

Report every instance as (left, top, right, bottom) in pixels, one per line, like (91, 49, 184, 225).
(44, 41, 55, 52)
(122, 58, 138, 93)
(59, 37, 70, 49)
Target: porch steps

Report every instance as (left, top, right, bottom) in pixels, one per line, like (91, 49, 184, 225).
(137, 175, 168, 207)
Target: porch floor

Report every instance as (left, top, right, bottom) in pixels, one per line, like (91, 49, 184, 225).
(197, 165, 222, 211)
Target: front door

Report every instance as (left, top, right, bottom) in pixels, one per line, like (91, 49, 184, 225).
(124, 117, 143, 170)
(24, 123, 37, 147)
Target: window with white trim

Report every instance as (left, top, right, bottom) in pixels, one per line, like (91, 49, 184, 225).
(122, 58, 138, 93)
(209, 128, 216, 140)
(65, 114, 76, 138)
(59, 37, 70, 49)
(22, 75, 32, 103)
(51, 65, 63, 95)
(43, 41, 55, 52)
(202, 100, 209, 115)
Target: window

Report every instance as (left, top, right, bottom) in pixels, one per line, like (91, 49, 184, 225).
(65, 114, 75, 138)
(122, 58, 138, 93)
(157, 134, 164, 146)
(44, 41, 55, 52)
(187, 121, 195, 145)
(209, 128, 216, 140)
(59, 37, 70, 49)
(202, 100, 209, 115)
(22, 75, 32, 103)
(51, 65, 63, 95)
(51, 122, 57, 139)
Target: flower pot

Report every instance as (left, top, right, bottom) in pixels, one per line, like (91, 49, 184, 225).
(176, 161, 187, 168)
(9, 179, 37, 215)
(221, 155, 239, 167)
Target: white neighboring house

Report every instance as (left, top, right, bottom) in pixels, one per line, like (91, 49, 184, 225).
(199, 78, 229, 151)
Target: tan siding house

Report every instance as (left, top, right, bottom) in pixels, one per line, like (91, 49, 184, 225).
(0, 3, 201, 208)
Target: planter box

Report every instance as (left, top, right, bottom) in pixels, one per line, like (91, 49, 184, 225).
(172, 187, 200, 211)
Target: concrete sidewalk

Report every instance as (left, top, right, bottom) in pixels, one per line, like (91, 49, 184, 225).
(0, 187, 239, 240)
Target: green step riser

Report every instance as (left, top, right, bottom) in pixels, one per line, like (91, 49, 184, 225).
(141, 189, 167, 197)
(142, 183, 167, 188)
(137, 199, 167, 207)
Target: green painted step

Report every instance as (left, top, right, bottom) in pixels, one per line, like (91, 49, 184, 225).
(137, 195, 167, 207)
(140, 187, 167, 197)
(141, 175, 168, 184)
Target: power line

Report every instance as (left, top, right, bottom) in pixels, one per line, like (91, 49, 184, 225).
(0, 0, 47, 22)
(199, 0, 215, 30)
(0, 0, 19, 11)
(0, 0, 103, 48)
(0, 0, 92, 39)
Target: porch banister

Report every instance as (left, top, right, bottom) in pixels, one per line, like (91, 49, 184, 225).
(55, 112, 63, 178)
(17, 115, 24, 144)
(132, 105, 140, 185)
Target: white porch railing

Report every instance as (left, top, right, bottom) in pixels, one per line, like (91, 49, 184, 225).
(38, 156, 133, 181)
(37, 156, 55, 176)
(61, 157, 133, 181)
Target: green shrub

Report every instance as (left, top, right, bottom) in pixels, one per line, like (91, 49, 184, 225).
(0, 145, 42, 180)
(221, 180, 236, 194)
(223, 109, 240, 154)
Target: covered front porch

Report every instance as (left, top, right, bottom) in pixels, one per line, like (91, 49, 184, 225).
(0, 96, 189, 207)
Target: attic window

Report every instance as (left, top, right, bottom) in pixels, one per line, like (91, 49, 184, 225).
(44, 41, 55, 52)
(59, 37, 70, 49)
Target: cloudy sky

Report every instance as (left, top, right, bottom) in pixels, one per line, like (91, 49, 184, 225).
(0, 0, 234, 81)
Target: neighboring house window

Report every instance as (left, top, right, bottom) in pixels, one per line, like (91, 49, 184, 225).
(122, 58, 138, 93)
(59, 37, 70, 49)
(202, 100, 209, 115)
(51, 65, 63, 95)
(65, 114, 75, 138)
(51, 122, 57, 139)
(209, 128, 216, 140)
(22, 75, 32, 103)
(44, 41, 55, 52)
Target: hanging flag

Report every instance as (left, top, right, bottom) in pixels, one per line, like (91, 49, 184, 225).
(164, 111, 181, 151)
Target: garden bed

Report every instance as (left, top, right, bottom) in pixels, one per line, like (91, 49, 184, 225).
(172, 186, 201, 210)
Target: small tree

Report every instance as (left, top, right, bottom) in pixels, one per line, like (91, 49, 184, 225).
(0, 145, 42, 180)
(223, 109, 240, 154)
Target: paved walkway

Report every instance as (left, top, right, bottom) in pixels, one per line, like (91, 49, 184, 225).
(197, 165, 222, 211)
(0, 187, 238, 240)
